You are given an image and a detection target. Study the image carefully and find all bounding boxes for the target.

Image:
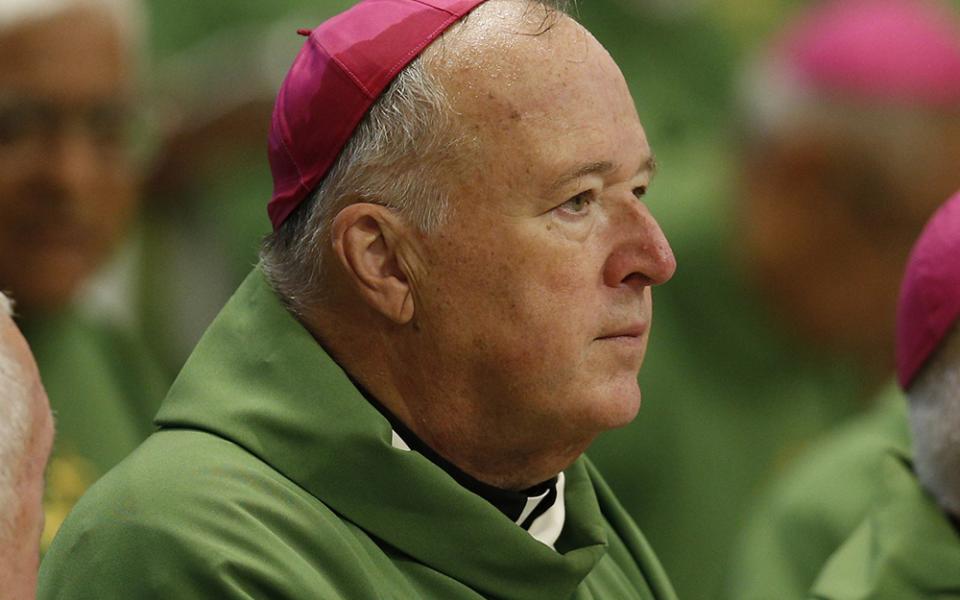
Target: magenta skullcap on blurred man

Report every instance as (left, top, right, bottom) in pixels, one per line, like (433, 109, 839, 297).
(897, 191, 960, 389)
(897, 191, 960, 520)
(38, 0, 680, 597)
(798, 190, 960, 600)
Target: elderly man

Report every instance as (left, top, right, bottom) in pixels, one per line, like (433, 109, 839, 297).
(809, 190, 960, 598)
(0, 0, 168, 547)
(0, 293, 54, 600)
(39, 0, 677, 597)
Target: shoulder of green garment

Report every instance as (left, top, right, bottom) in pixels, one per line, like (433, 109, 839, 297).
(724, 386, 910, 600)
(39, 430, 396, 599)
(808, 451, 960, 600)
(758, 386, 908, 511)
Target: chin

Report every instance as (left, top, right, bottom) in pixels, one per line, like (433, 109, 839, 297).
(586, 378, 642, 431)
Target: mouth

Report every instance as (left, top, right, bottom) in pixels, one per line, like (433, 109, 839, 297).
(596, 323, 648, 342)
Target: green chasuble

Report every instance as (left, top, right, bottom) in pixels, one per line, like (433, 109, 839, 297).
(39, 269, 677, 600)
(723, 385, 910, 600)
(809, 450, 960, 599)
(19, 310, 169, 550)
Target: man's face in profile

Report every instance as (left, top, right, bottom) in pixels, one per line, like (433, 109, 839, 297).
(0, 7, 136, 314)
(407, 11, 675, 455)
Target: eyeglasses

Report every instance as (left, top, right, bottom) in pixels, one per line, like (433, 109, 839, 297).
(0, 91, 132, 163)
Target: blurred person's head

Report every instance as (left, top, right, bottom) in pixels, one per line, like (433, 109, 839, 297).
(737, 0, 960, 380)
(897, 191, 960, 518)
(0, 291, 54, 597)
(0, 0, 144, 316)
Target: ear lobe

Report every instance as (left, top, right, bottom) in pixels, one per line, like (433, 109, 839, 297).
(331, 203, 415, 324)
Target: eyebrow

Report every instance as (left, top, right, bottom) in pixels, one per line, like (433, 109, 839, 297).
(549, 155, 657, 193)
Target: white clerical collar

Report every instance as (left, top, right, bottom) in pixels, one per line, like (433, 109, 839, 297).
(391, 429, 566, 549)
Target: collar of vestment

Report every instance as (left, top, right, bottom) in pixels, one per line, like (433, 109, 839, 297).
(155, 268, 610, 598)
(355, 381, 565, 547)
(810, 447, 960, 597)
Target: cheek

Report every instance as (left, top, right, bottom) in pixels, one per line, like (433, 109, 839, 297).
(437, 233, 599, 366)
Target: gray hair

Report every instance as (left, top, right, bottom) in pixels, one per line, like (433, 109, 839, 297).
(260, 54, 461, 314)
(908, 323, 960, 517)
(0, 292, 28, 536)
(259, 0, 569, 315)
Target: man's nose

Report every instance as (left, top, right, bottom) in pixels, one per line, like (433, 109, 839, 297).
(602, 199, 676, 289)
(45, 127, 102, 204)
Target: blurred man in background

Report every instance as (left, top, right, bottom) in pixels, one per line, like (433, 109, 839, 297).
(811, 190, 960, 599)
(0, 0, 168, 548)
(726, 1, 960, 597)
(0, 292, 54, 599)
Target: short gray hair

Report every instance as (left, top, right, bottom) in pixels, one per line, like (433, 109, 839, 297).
(260, 54, 462, 314)
(260, 0, 569, 315)
(908, 322, 960, 517)
(0, 292, 28, 536)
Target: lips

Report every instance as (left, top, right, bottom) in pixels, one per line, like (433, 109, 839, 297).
(596, 322, 648, 341)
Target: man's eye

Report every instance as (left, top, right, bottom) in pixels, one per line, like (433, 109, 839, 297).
(632, 186, 647, 200)
(559, 192, 592, 213)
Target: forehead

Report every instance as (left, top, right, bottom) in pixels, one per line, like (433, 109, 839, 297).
(433, 7, 646, 181)
(0, 7, 128, 98)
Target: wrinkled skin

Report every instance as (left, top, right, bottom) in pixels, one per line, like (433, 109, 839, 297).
(0, 7, 136, 315)
(0, 310, 54, 599)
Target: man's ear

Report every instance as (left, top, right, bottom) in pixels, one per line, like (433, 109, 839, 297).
(331, 203, 415, 324)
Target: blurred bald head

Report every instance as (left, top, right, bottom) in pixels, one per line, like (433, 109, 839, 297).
(0, 292, 54, 598)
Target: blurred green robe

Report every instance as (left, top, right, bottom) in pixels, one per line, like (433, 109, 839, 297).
(39, 269, 678, 600)
(809, 450, 960, 599)
(20, 310, 168, 549)
(724, 385, 910, 600)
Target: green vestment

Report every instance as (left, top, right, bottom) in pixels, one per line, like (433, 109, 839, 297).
(20, 310, 168, 549)
(39, 270, 677, 600)
(809, 450, 960, 599)
(724, 386, 910, 600)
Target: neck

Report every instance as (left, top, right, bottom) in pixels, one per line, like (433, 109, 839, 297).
(303, 303, 586, 491)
